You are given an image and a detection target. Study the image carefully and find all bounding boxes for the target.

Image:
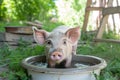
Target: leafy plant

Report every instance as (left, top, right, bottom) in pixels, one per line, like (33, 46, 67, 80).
(0, 0, 56, 21)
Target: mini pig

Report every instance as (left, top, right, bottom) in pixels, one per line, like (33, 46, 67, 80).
(32, 26, 80, 68)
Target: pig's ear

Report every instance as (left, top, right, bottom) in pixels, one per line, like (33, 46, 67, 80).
(32, 27, 49, 45)
(65, 26, 80, 44)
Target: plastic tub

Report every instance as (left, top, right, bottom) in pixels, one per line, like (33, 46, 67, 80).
(22, 55, 107, 80)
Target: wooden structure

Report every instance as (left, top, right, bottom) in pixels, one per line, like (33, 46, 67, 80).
(82, 0, 120, 43)
(95, 6, 120, 39)
(0, 20, 42, 48)
(0, 27, 35, 48)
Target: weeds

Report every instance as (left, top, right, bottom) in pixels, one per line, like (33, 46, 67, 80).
(0, 40, 45, 80)
(94, 58, 120, 80)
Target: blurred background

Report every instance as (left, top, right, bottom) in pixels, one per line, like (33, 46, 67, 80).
(0, 0, 86, 31)
(0, 0, 120, 80)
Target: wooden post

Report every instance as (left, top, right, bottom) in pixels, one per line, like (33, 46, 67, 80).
(82, 0, 92, 32)
(82, 0, 104, 32)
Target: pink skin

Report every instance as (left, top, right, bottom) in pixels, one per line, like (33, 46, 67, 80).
(50, 52, 63, 61)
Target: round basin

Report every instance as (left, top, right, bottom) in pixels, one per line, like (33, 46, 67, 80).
(22, 55, 107, 80)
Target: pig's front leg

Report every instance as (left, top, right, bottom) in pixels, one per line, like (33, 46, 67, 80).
(54, 60, 67, 68)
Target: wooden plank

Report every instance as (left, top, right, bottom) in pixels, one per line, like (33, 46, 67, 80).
(82, 0, 92, 32)
(103, 6, 120, 16)
(94, 38, 120, 43)
(0, 32, 36, 48)
(5, 26, 33, 34)
(5, 32, 34, 42)
(86, 7, 103, 11)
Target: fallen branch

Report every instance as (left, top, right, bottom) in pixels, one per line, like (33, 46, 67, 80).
(25, 21, 42, 28)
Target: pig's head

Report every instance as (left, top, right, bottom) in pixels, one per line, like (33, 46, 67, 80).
(32, 27, 80, 68)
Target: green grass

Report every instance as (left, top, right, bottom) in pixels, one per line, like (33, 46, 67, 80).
(0, 40, 45, 80)
(78, 42, 120, 60)
(78, 31, 120, 80)
(77, 42, 120, 80)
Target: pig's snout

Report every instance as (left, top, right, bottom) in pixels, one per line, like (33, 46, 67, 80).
(50, 52, 63, 61)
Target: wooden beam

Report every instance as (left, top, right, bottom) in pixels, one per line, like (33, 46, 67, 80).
(94, 38, 120, 43)
(5, 26, 33, 34)
(103, 6, 120, 16)
(95, 16, 109, 39)
(86, 7, 103, 11)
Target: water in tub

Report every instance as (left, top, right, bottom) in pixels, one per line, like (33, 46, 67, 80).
(30, 61, 89, 69)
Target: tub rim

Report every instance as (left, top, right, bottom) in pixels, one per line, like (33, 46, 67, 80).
(21, 55, 107, 74)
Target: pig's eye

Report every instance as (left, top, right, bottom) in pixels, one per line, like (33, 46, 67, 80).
(63, 40, 67, 45)
(46, 40, 52, 45)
